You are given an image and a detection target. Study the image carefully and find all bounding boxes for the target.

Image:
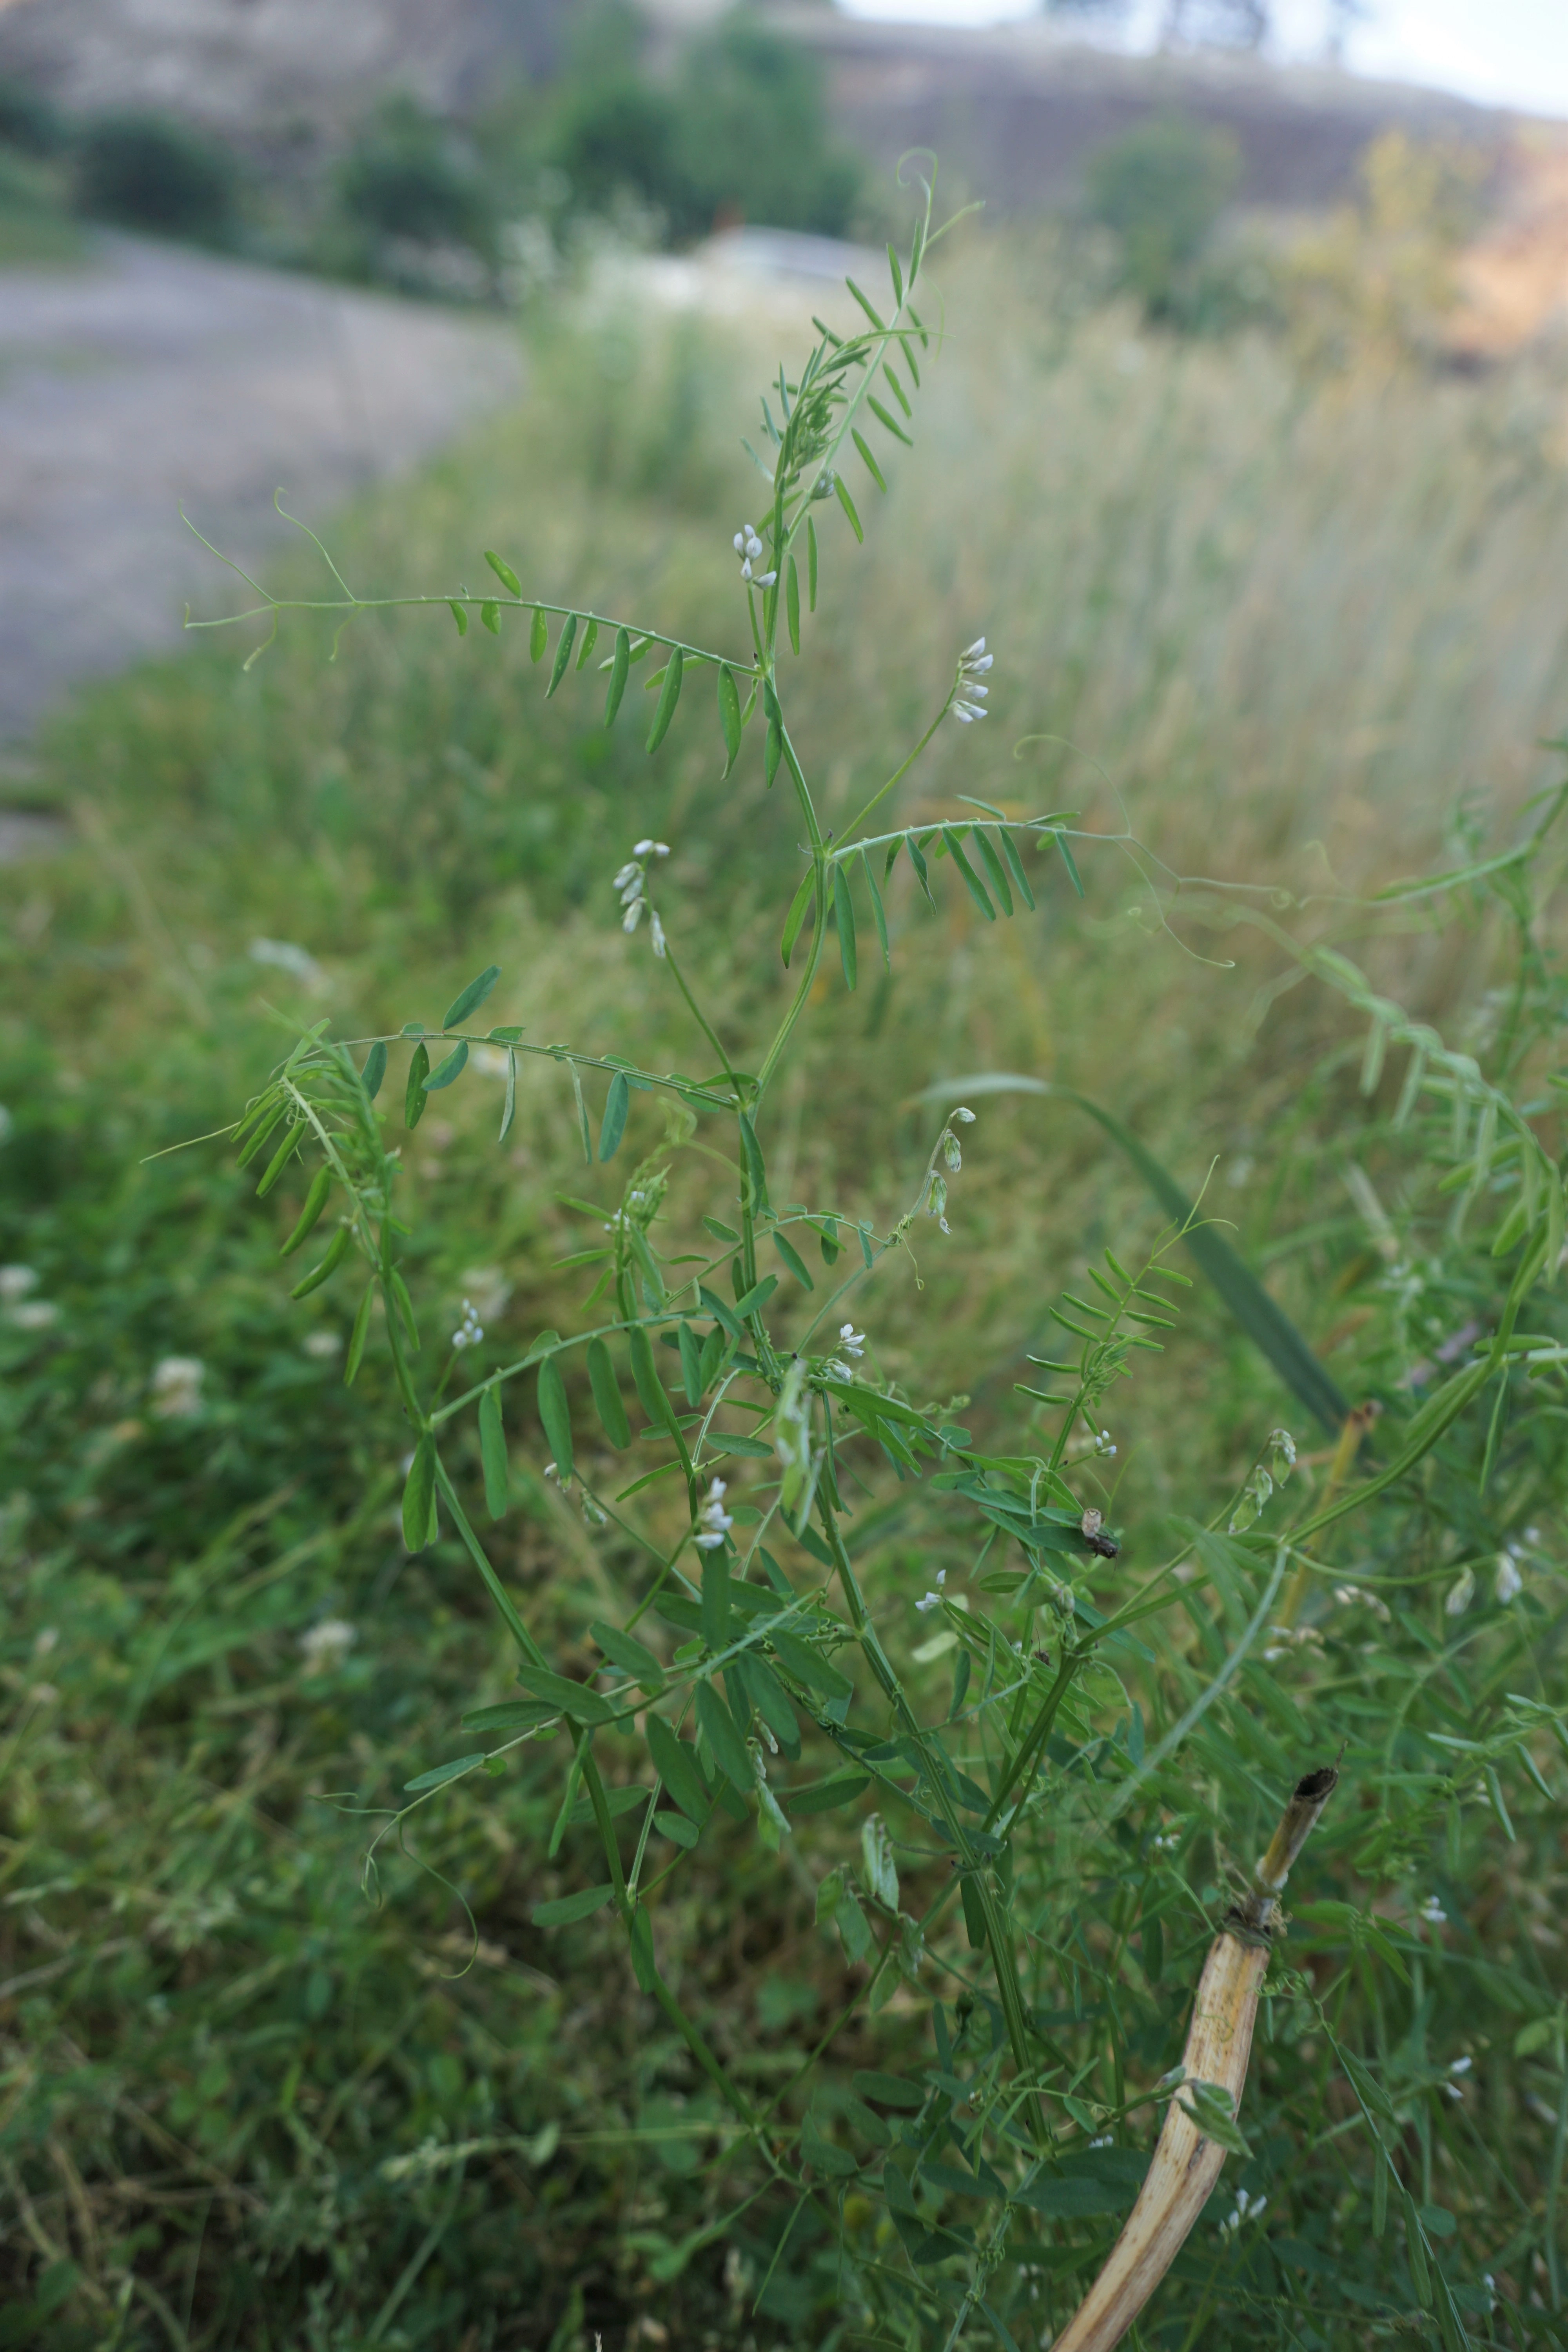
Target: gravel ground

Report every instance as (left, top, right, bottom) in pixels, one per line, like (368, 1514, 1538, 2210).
(0, 233, 523, 753)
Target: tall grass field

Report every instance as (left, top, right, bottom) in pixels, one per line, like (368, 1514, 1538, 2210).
(4, 223, 1568, 2349)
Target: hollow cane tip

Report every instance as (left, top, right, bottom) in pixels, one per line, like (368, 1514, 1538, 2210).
(1257, 1760, 1339, 1892)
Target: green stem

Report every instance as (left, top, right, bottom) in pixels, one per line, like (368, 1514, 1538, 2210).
(983, 1653, 1078, 1832)
(753, 874, 827, 1109)
(815, 1499, 1047, 2146)
(837, 702, 951, 845)
(658, 940, 738, 1090)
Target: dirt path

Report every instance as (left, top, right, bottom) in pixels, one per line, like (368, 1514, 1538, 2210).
(0, 233, 523, 750)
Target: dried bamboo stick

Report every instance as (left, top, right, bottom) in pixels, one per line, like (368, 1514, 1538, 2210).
(1049, 1764, 1339, 2352)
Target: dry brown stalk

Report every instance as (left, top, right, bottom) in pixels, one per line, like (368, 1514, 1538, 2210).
(1050, 1764, 1339, 2352)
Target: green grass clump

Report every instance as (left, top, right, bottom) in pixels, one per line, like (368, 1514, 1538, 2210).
(4, 231, 1568, 2348)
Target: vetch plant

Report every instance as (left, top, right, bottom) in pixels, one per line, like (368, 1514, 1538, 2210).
(178, 163, 1568, 2346)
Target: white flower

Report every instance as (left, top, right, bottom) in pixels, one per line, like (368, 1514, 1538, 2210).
(826, 1359, 851, 1380)
(915, 1591, 942, 1613)
(1450, 2055, 1472, 2074)
(649, 910, 667, 959)
(735, 524, 776, 588)
(249, 936, 324, 988)
(622, 898, 644, 933)
(0, 1265, 38, 1300)
(952, 1107, 976, 1124)
(838, 1323, 866, 1357)
(953, 639, 995, 715)
(451, 1299, 483, 1351)
(1445, 1566, 1475, 1616)
(620, 873, 643, 906)
(694, 1476, 733, 1550)
(633, 839, 670, 858)
(151, 1357, 205, 1420)
(9, 1299, 59, 1331)
(613, 860, 640, 890)
(303, 1330, 342, 1359)
(1419, 1895, 1447, 1925)
(1220, 2186, 1267, 2235)
(1495, 1550, 1523, 1603)
(300, 1619, 356, 1673)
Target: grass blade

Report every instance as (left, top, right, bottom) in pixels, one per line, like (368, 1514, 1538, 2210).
(916, 1074, 1352, 1432)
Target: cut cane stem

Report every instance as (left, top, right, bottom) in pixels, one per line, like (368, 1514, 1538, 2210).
(1049, 1764, 1339, 2352)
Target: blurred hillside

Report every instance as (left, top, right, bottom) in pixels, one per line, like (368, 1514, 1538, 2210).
(0, 0, 577, 132)
(767, 6, 1517, 212)
(0, 0, 1528, 212)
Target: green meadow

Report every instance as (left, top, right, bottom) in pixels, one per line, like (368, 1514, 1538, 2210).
(4, 230, 1568, 2346)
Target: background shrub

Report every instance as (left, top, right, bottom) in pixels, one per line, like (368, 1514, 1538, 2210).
(74, 110, 238, 244)
(1085, 114, 1242, 321)
(336, 94, 496, 265)
(547, 11, 861, 243)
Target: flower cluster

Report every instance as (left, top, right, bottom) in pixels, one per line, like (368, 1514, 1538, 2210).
(1444, 2055, 1472, 2102)
(825, 1322, 866, 1380)
(151, 1356, 205, 1420)
(1332, 1580, 1392, 1622)
(925, 1107, 976, 1233)
(1218, 2185, 1268, 2237)
(915, 1568, 948, 1615)
(613, 840, 670, 958)
(1419, 1893, 1447, 1926)
(731, 522, 777, 590)
(694, 1477, 734, 1551)
(300, 1618, 357, 1674)
(950, 637, 993, 724)
(451, 1298, 484, 1351)
(1494, 1528, 1537, 1601)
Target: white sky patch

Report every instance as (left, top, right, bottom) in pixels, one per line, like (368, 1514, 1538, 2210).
(837, 0, 1568, 120)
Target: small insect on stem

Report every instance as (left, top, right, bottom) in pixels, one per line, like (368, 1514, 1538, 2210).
(1081, 1507, 1120, 1559)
